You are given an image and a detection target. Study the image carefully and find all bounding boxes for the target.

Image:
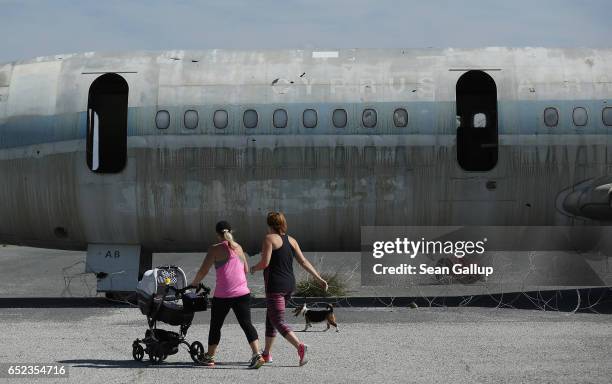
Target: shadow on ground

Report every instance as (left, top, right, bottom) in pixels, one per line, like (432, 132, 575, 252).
(57, 359, 260, 370)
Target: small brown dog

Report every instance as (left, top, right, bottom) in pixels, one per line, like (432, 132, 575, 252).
(293, 303, 339, 332)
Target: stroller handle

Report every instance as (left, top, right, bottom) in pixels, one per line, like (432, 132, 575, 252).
(167, 283, 210, 296)
(193, 283, 211, 295)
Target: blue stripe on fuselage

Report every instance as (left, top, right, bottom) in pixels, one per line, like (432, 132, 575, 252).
(0, 100, 610, 150)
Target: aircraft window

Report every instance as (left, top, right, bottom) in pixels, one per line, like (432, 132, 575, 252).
(362, 108, 377, 128)
(303, 109, 318, 128)
(393, 108, 408, 127)
(603, 107, 612, 126)
(243, 109, 258, 128)
(184, 110, 198, 129)
(544, 107, 559, 127)
(156, 110, 170, 129)
(213, 109, 228, 129)
(273, 109, 288, 128)
(572, 107, 588, 127)
(473, 113, 487, 128)
(332, 109, 347, 128)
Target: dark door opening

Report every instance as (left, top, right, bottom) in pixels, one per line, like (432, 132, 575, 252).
(456, 70, 498, 171)
(87, 73, 129, 173)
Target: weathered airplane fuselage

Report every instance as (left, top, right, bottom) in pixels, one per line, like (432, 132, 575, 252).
(0, 48, 611, 257)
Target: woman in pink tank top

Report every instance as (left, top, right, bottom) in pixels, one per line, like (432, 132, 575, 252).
(190, 221, 264, 369)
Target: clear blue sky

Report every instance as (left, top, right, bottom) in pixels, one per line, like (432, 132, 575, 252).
(0, 0, 609, 62)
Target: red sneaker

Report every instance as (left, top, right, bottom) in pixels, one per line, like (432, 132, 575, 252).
(297, 343, 308, 366)
(261, 351, 273, 364)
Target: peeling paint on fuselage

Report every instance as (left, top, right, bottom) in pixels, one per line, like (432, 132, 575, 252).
(0, 48, 611, 253)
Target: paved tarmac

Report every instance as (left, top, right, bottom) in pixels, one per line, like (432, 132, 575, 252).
(0, 306, 611, 384)
(1, 245, 612, 382)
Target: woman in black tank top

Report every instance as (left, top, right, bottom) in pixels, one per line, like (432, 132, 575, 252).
(264, 234, 296, 293)
(250, 212, 327, 367)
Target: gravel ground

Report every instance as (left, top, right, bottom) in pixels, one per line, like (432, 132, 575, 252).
(0, 307, 611, 384)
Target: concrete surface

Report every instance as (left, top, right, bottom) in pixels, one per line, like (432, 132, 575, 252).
(2, 245, 605, 299)
(0, 245, 367, 297)
(0, 245, 474, 298)
(0, 307, 611, 383)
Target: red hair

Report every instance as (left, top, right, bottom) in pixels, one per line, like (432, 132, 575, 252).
(267, 211, 287, 234)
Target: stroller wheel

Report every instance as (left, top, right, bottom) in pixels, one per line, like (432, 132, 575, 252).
(148, 344, 164, 365)
(149, 352, 163, 364)
(189, 341, 205, 363)
(132, 342, 144, 361)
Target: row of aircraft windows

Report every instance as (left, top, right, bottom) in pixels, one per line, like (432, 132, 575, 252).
(155, 106, 612, 130)
(155, 108, 410, 130)
(545, 106, 612, 127)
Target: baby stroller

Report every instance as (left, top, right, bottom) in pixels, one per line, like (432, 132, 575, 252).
(132, 265, 210, 364)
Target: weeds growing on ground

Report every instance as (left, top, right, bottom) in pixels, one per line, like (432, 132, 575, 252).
(295, 272, 350, 297)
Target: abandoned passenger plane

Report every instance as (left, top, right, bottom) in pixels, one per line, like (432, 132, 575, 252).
(0, 48, 611, 292)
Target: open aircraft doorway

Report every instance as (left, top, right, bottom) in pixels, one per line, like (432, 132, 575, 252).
(86, 73, 129, 173)
(456, 70, 498, 172)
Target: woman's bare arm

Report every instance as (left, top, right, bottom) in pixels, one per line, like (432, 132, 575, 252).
(250, 235, 273, 273)
(190, 248, 215, 286)
(289, 237, 328, 290)
(236, 245, 249, 274)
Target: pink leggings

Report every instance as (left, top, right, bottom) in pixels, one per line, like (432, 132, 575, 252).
(265, 292, 293, 337)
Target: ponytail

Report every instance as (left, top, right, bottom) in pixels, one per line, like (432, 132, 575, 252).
(222, 229, 238, 249)
(215, 220, 238, 249)
(267, 211, 288, 234)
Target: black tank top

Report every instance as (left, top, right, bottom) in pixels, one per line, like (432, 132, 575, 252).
(264, 234, 296, 293)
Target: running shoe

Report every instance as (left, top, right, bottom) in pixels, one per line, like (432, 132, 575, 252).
(261, 351, 273, 364)
(297, 343, 308, 366)
(199, 353, 215, 367)
(248, 353, 265, 369)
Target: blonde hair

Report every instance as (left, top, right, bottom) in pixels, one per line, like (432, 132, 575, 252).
(267, 211, 288, 234)
(221, 229, 238, 249)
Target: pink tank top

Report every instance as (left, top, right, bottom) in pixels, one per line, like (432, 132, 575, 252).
(213, 241, 250, 298)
